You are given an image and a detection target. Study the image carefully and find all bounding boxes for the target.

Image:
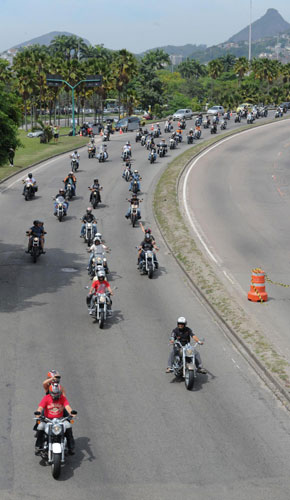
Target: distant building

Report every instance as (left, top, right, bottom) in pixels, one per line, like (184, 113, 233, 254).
(169, 55, 183, 66)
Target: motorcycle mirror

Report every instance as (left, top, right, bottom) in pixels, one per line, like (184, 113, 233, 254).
(71, 410, 78, 415)
(34, 411, 41, 416)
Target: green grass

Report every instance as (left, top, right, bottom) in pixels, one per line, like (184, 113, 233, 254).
(0, 129, 88, 182)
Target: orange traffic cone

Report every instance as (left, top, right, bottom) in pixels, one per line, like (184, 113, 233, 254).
(100, 130, 103, 136)
(248, 268, 268, 302)
(80, 131, 82, 136)
(119, 128, 123, 134)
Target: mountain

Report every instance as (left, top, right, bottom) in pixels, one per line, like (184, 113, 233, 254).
(138, 44, 207, 58)
(9, 31, 90, 50)
(228, 8, 290, 43)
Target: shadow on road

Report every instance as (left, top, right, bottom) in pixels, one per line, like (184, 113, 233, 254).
(0, 239, 83, 313)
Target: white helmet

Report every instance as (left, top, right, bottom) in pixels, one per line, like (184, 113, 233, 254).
(97, 270, 106, 279)
(95, 232, 102, 240)
(134, 169, 138, 173)
(177, 316, 187, 326)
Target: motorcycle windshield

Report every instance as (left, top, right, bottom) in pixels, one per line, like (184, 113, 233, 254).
(56, 196, 65, 203)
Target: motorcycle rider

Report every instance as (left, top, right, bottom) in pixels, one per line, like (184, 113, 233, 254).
(22, 172, 37, 195)
(122, 160, 132, 179)
(63, 172, 77, 196)
(125, 193, 142, 219)
(138, 231, 159, 268)
(70, 150, 80, 169)
(26, 220, 46, 253)
(42, 370, 65, 395)
(34, 382, 75, 455)
(166, 317, 207, 373)
(89, 178, 102, 203)
(53, 188, 69, 215)
(87, 140, 96, 155)
(80, 207, 97, 238)
(129, 169, 141, 192)
(87, 235, 109, 273)
(157, 138, 167, 155)
(123, 141, 131, 156)
(87, 269, 114, 314)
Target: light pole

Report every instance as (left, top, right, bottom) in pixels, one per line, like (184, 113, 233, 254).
(248, 0, 252, 61)
(46, 75, 102, 136)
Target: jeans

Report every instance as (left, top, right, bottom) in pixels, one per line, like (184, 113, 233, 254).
(129, 180, 140, 191)
(126, 207, 140, 218)
(168, 346, 202, 369)
(54, 201, 68, 213)
(80, 223, 97, 237)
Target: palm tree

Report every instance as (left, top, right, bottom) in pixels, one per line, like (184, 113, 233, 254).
(233, 57, 249, 86)
(207, 59, 224, 80)
(50, 35, 87, 61)
(112, 49, 138, 118)
(178, 59, 207, 79)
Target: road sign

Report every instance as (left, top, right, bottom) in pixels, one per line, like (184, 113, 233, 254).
(85, 75, 103, 88)
(46, 74, 63, 87)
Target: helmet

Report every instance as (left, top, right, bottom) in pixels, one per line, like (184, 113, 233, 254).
(134, 169, 138, 174)
(177, 316, 187, 326)
(59, 188, 64, 194)
(49, 383, 62, 400)
(98, 270, 106, 280)
(74, 150, 77, 154)
(33, 220, 39, 226)
(145, 228, 151, 234)
(86, 207, 92, 213)
(47, 370, 61, 381)
(132, 193, 137, 198)
(94, 178, 98, 183)
(69, 172, 73, 176)
(95, 232, 102, 240)
(145, 233, 150, 241)
(28, 173, 32, 179)
(126, 141, 130, 145)
(94, 236, 101, 243)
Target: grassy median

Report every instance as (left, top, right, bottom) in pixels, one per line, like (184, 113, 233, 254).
(154, 124, 290, 397)
(0, 129, 88, 182)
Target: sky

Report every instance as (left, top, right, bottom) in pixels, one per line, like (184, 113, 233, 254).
(1, 0, 290, 53)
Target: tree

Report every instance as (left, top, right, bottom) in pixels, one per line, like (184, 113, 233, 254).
(178, 59, 206, 79)
(233, 57, 249, 86)
(141, 49, 170, 70)
(207, 59, 224, 79)
(0, 83, 21, 166)
(50, 35, 87, 61)
(111, 49, 138, 117)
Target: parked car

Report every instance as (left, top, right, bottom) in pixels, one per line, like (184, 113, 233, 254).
(27, 130, 44, 138)
(207, 105, 225, 115)
(172, 109, 194, 120)
(115, 116, 140, 131)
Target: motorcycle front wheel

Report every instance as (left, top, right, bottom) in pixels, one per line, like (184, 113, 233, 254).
(185, 368, 195, 390)
(148, 265, 153, 279)
(51, 452, 61, 479)
(99, 311, 104, 329)
(131, 215, 136, 227)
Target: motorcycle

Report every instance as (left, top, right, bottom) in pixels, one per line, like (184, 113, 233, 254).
(226, 111, 231, 120)
(148, 150, 157, 164)
(71, 158, 79, 172)
(153, 128, 161, 138)
(139, 249, 156, 279)
(65, 183, 73, 201)
(26, 233, 42, 263)
(23, 182, 36, 201)
(89, 253, 109, 278)
(202, 119, 210, 129)
(90, 286, 111, 328)
(97, 150, 108, 163)
(180, 120, 186, 130)
(247, 114, 254, 124)
(123, 165, 132, 182)
(169, 138, 176, 149)
(89, 188, 101, 209)
(164, 123, 173, 133)
(131, 179, 140, 194)
(141, 135, 146, 146)
(220, 119, 227, 130)
(102, 131, 110, 141)
(210, 123, 217, 134)
(187, 134, 194, 144)
(129, 203, 140, 227)
(136, 131, 142, 142)
(158, 145, 167, 158)
(194, 129, 201, 139)
(172, 340, 203, 390)
(275, 109, 282, 118)
(122, 149, 131, 161)
(34, 410, 77, 479)
(83, 221, 94, 247)
(234, 113, 241, 123)
(56, 201, 66, 222)
(195, 117, 202, 126)
(88, 146, 96, 159)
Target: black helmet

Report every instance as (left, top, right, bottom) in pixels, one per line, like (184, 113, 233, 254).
(94, 178, 98, 183)
(145, 233, 150, 241)
(33, 220, 39, 226)
(28, 173, 33, 179)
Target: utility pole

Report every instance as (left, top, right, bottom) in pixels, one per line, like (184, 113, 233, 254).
(248, 0, 252, 61)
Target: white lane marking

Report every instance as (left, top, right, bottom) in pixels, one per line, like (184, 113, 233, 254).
(182, 120, 288, 284)
(223, 270, 235, 284)
(0, 142, 90, 194)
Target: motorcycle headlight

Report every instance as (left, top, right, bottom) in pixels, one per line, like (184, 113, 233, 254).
(58, 203, 62, 207)
(99, 295, 106, 303)
(186, 348, 193, 356)
(52, 424, 62, 435)
(92, 258, 95, 263)
(33, 237, 39, 242)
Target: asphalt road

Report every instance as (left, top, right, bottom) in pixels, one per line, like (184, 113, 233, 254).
(1, 114, 290, 500)
(183, 118, 290, 362)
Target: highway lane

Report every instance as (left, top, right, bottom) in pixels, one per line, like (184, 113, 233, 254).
(1, 115, 290, 499)
(183, 119, 290, 361)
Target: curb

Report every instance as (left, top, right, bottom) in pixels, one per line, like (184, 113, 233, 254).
(153, 117, 290, 410)
(0, 142, 90, 185)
